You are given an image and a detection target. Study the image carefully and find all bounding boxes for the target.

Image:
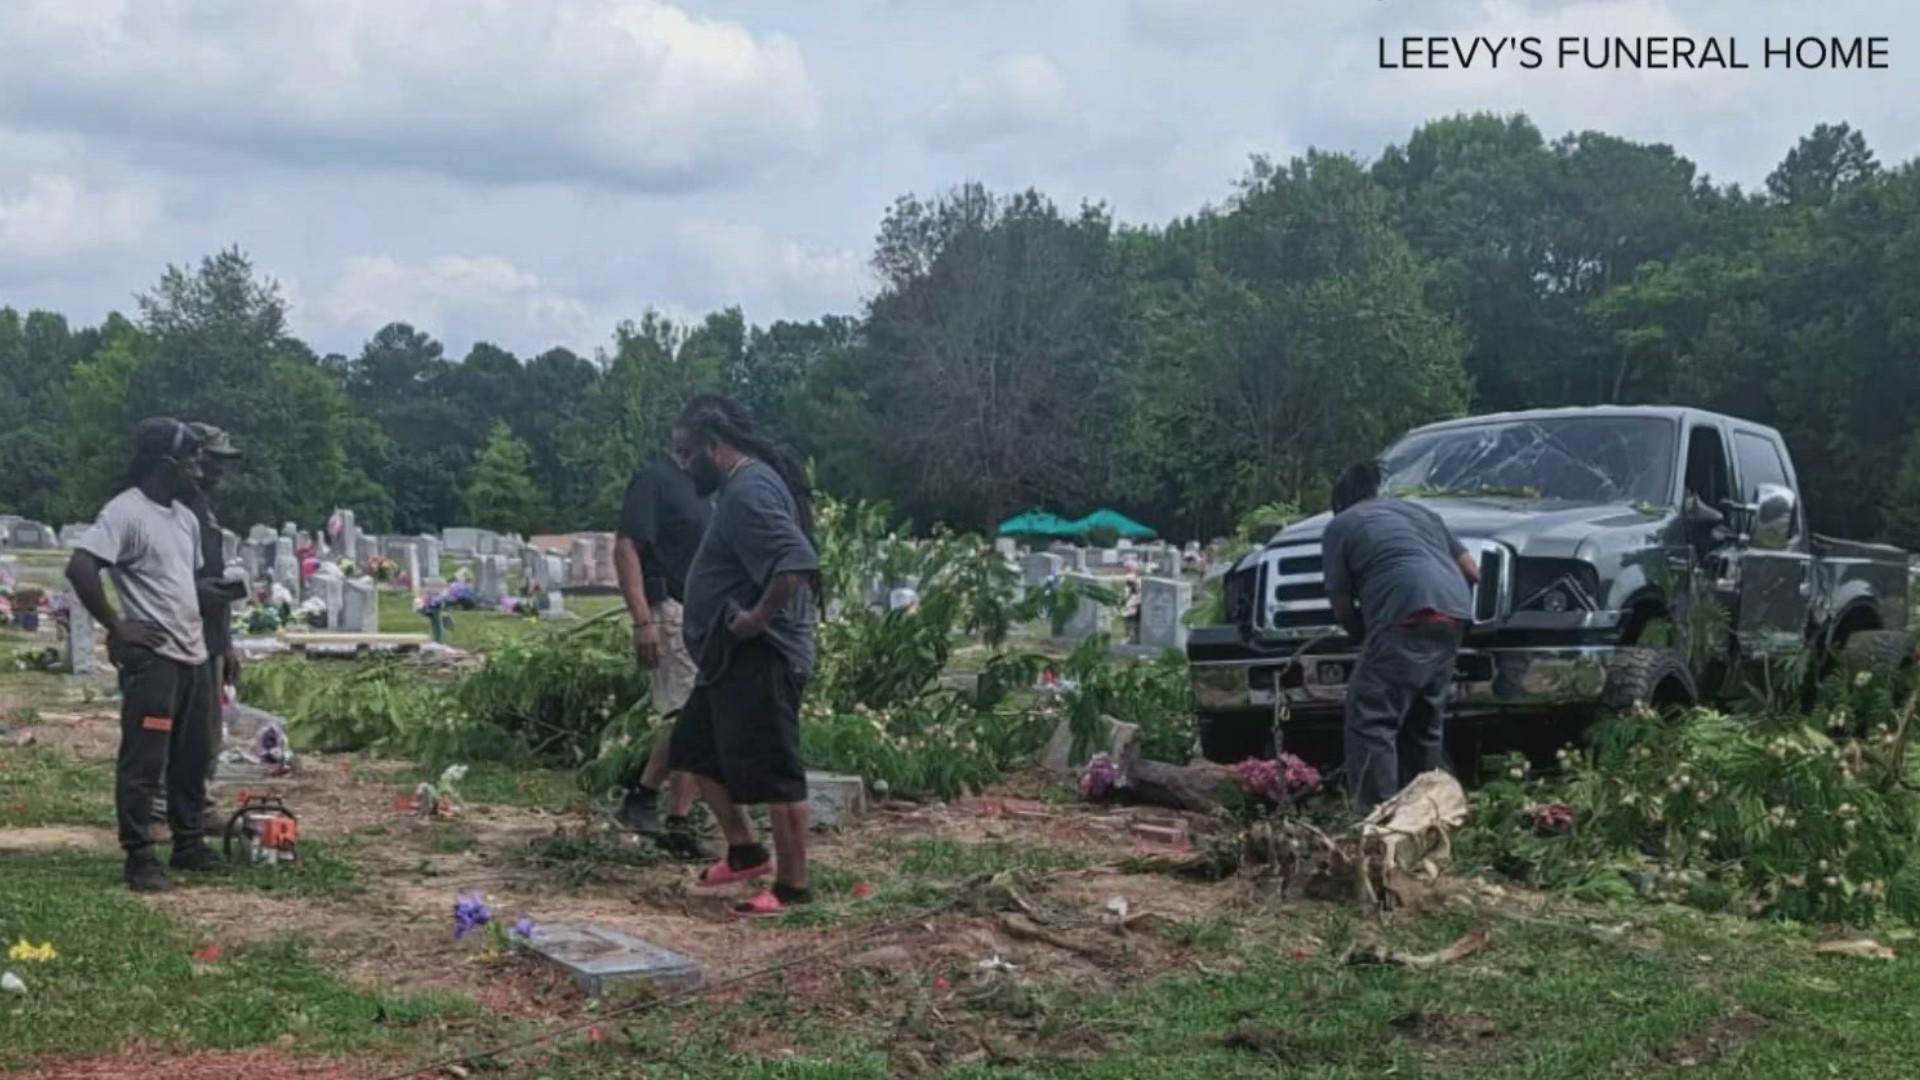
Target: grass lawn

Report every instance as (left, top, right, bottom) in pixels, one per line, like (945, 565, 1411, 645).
(373, 588, 626, 651)
(0, 850, 467, 1072)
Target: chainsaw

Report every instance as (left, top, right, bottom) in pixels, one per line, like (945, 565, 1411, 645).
(223, 792, 300, 866)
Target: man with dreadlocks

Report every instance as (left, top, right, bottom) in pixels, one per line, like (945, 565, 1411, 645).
(670, 394, 821, 917)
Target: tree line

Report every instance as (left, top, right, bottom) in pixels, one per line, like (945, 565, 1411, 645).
(4, 113, 1918, 548)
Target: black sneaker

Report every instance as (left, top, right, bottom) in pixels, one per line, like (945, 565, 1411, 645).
(657, 821, 715, 863)
(612, 788, 665, 838)
(169, 841, 231, 873)
(125, 850, 172, 893)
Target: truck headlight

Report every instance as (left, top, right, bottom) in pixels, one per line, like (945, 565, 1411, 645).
(1513, 559, 1601, 613)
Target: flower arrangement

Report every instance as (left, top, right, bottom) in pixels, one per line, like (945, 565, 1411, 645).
(366, 556, 398, 583)
(295, 597, 327, 629)
(1079, 752, 1125, 800)
(1234, 754, 1322, 804)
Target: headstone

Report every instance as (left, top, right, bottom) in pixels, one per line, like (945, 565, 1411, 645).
(281, 522, 297, 539)
(1040, 716, 1139, 776)
(64, 593, 96, 676)
(524, 923, 703, 997)
(334, 509, 359, 563)
(417, 536, 442, 580)
(9, 521, 54, 548)
(569, 537, 596, 586)
(1055, 572, 1111, 643)
(440, 527, 481, 557)
(311, 565, 346, 629)
(592, 533, 618, 586)
(1098, 549, 1121, 567)
(241, 540, 269, 583)
(539, 588, 567, 619)
(1020, 553, 1064, 587)
(340, 578, 378, 634)
(806, 771, 869, 826)
(404, 544, 422, 589)
(1137, 577, 1193, 653)
(249, 524, 278, 545)
(58, 524, 88, 549)
(995, 538, 1019, 559)
(221, 529, 239, 565)
(475, 554, 508, 604)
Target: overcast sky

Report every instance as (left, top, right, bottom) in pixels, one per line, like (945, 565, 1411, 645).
(0, 0, 1911, 359)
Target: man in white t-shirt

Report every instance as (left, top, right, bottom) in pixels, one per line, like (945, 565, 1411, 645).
(66, 417, 230, 892)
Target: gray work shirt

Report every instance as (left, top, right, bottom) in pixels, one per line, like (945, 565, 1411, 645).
(77, 487, 208, 666)
(1320, 497, 1472, 639)
(681, 461, 820, 679)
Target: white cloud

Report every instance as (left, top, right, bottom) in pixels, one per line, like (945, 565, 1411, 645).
(926, 54, 1077, 150)
(0, 130, 162, 261)
(0, 0, 823, 191)
(672, 220, 870, 318)
(295, 255, 601, 356)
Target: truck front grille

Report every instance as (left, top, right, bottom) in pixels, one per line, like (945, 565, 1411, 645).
(1254, 538, 1510, 638)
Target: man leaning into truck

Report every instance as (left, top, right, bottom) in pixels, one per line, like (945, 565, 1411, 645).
(1321, 461, 1481, 818)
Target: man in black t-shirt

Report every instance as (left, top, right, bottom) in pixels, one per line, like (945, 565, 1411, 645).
(610, 445, 714, 861)
(187, 424, 247, 770)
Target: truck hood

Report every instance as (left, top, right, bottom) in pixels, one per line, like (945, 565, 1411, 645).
(1257, 497, 1667, 561)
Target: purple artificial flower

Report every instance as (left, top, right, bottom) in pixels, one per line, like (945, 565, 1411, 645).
(513, 917, 535, 940)
(1079, 753, 1123, 800)
(453, 892, 492, 939)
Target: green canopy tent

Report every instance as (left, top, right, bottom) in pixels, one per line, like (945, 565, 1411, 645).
(996, 510, 1081, 539)
(1070, 509, 1157, 541)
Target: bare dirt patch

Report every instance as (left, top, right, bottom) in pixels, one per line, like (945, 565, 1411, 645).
(14, 1047, 378, 1080)
(1653, 1008, 1774, 1068)
(0, 824, 116, 852)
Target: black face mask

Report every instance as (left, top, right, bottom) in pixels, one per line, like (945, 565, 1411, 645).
(688, 451, 726, 497)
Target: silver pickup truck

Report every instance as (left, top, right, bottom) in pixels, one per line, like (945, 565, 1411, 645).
(1187, 406, 1915, 764)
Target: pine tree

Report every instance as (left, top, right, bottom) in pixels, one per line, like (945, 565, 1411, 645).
(464, 422, 550, 535)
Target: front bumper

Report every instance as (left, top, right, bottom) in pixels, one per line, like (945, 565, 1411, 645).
(1190, 641, 1616, 717)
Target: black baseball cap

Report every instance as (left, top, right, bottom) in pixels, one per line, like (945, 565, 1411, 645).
(131, 417, 202, 461)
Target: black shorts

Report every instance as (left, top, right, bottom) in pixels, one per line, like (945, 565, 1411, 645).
(668, 639, 808, 805)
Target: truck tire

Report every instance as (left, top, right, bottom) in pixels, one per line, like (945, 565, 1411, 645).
(1599, 647, 1697, 720)
(1840, 629, 1917, 674)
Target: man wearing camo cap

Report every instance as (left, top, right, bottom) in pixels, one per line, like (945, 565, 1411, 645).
(187, 423, 247, 772)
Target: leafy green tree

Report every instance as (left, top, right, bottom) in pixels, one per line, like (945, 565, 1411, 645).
(1766, 122, 1879, 208)
(464, 422, 550, 535)
(858, 185, 1130, 528)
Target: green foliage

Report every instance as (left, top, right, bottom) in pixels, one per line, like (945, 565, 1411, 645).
(1059, 634, 1197, 763)
(1084, 524, 1120, 549)
(1458, 660, 1920, 926)
(452, 618, 651, 768)
(463, 421, 550, 536)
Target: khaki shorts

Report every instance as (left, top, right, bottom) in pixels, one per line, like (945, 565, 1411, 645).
(650, 599, 697, 718)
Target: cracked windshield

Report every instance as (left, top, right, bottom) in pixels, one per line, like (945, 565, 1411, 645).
(1380, 416, 1676, 506)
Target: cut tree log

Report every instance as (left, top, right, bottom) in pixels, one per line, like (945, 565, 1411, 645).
(1122, 751, 1235, 813)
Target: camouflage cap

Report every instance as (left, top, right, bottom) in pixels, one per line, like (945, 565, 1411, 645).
(190, 422, 242, 458)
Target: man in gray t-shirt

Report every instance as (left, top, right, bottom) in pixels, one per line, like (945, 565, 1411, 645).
(67, 418, 231, 892)
(666, 394, 821, 919)
(1321, 461, 1481, 816)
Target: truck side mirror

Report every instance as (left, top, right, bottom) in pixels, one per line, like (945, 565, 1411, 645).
(1683, 496, 1730, 549)
(1750, 483, 1797, 550)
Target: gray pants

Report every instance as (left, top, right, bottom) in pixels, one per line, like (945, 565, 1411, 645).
(1344, 621, 1463, 816)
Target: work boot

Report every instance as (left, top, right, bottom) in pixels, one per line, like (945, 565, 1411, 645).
(657, 817, 715, 863)
(169, 840, 231, 873)
(612, 787, 665, 839)
(125, 849, 172, 893)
